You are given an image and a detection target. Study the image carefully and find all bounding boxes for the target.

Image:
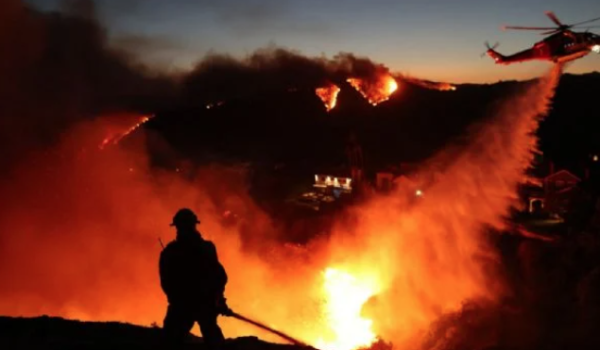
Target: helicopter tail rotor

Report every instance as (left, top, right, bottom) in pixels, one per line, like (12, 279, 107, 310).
(481, 42, 500, 57)
(482, 42, 506, 63)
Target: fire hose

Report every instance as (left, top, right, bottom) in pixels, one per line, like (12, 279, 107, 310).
(226, 310, 317, 349)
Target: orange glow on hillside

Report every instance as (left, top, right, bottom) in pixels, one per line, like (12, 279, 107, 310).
(347, 74, 398, 106)
(403, 76, 457, 91)
(439, 83, 457, 91)
(99, 113, 153, 149)
(315, 84, 341, 112)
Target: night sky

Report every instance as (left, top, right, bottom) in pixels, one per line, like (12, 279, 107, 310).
(28, 0, 600, 83)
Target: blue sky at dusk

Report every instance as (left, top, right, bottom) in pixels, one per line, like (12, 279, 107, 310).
(28, 0, 600, 83)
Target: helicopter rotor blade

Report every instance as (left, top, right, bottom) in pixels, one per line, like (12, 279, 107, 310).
(541, 29, 560, 35)
(570, 16, 600, 27)
(501, 25, 557, 31)
(545, 11, 564, 27)
(499, 12, 600, 36)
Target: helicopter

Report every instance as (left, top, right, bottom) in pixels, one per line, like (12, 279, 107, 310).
(485, 11, 600, 65)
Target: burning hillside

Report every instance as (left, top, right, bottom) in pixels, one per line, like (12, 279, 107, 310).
(183, 50, 408, 110)
(401, 76, 457, 91)
(347, 75, 398, 106)
(0, 0, 174, 168)
(99, 114, 154, 149)
(315, 84, 341, 112)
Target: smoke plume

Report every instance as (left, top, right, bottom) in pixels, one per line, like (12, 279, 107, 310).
(183, 48, 395, 106)
(0, 0, 174, 168)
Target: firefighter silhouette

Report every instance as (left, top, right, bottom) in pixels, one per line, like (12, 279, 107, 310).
(159, 208, 231, 349)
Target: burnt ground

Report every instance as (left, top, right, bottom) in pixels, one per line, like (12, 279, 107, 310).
(0, 315, 302, 350)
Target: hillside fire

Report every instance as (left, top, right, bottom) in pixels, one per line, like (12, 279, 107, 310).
(402, 77, 457, 91)
(347, 75, 398, 106)
(99, 114, 153, 149)
(316, 84, 341, 112)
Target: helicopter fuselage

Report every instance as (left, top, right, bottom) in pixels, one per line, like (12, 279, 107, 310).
(488, 30, 600, 65)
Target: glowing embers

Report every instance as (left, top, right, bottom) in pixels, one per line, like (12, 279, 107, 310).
(99, 114, 153, 149)
(402, 77, 456, 91)
(316, 84, 341, 112)
(316, 268, 380, 350)
(347, 75, 398, 106)
(422, 81, 456, 91)
(206, 101, 225, 109)
(439, 83, 456, 91)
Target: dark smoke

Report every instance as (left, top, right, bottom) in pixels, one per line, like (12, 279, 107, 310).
(0, 0, 402, 165)
(182, 47, 393, 106)
(0, 0, 174, 168)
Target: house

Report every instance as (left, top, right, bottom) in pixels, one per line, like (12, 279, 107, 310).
(544, 169, 581, 194)
(527, 169, 582, 217)
(314, 174, 353, 194)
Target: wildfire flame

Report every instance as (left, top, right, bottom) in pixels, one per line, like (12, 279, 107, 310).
(316, 268, 380, 350)
(316, 84, 341, 112)
(347, 75, 398, 106)
(436, 82, 457, 91)
(99, 114, 153, 149)
(402, 77, 456, 91)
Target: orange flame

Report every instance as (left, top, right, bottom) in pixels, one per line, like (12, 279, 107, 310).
(403, 77, 457, 91)
(99, 114, 153, 149)
(316, 268, 380, 350)
(316, 84, 341, 112)
(347, 75, 398, 106)
(436, 82, 457, 91)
